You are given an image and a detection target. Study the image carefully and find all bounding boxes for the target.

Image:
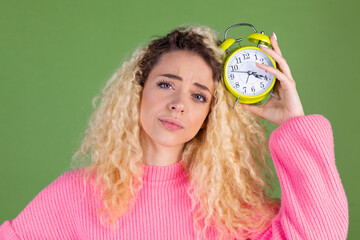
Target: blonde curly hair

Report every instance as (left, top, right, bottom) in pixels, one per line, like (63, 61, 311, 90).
(72, 25, 280, 240)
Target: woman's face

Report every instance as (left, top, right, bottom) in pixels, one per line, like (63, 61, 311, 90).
(140, 50, 215, 148)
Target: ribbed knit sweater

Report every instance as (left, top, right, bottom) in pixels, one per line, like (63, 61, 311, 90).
(0, 115, 348, 239)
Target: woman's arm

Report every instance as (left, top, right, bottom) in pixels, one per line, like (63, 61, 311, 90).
(239, 34, 348, 239)
(254, 114, 348, 239)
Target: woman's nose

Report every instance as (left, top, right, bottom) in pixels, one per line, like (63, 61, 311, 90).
(168, 94, 186, 114)
(169, 102, 185, 113)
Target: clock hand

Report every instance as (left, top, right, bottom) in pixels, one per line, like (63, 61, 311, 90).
(246, 74, 250, 84)
(231, 70, 251, 74)
(253, 73, 265, 79)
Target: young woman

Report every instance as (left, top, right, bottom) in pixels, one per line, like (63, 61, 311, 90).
(0, 26, 348, 239)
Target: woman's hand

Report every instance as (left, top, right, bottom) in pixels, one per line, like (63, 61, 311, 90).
(240, 33, 305, 126)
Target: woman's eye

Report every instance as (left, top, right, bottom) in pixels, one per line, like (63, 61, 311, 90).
(157, 81, 173, 89)
(193, 94, 207, 103)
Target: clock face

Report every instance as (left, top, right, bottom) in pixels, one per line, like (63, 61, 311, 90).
(225, 47, 276, 97)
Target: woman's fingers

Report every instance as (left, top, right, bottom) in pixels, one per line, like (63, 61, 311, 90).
(255, 62, 295, 89)
(269, 33, 282, 57)
(260, 45, 292, 79)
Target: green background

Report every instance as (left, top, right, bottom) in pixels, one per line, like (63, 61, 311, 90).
(1, 0, 359, 238)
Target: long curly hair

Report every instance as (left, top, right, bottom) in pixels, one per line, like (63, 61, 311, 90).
(72, 25, 280, 240)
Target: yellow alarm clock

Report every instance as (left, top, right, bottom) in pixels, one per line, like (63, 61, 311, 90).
(219, 23, 278, 106)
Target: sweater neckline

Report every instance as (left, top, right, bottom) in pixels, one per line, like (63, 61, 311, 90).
(142, 160, 188, 182)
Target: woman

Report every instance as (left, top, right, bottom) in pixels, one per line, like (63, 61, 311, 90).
(0, 25, 348, 239)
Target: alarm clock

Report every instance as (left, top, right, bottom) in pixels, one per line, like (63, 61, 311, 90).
(219, 23, 278, 106)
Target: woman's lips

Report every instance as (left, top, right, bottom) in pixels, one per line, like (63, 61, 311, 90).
(159, 118, 184, 130)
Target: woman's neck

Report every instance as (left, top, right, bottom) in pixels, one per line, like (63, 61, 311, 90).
(140, 130, 184, 166)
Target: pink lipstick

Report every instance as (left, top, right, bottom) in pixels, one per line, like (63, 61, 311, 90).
(159, 118, 184, 131)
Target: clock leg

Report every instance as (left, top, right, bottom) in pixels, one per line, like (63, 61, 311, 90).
(269, 91, 279, 101)
(232, 97, 240, 109)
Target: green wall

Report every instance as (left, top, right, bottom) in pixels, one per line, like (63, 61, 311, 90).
(1, 0, 359, 238)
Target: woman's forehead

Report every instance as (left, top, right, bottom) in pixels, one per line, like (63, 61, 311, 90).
(149, 51, 215, 90)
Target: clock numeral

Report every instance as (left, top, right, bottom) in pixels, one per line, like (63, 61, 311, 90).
(264, 75, 268, 81)
(230, 65, 239, 72)
(255, 55, 265, 64)
(260, 82, 265, 88)
(251, 86, 256, 92)
(236, 57, 242, 64)
(243, 53, 250, 60)
(235, 82, 240, 88)
(230, 74, 234, 80)
(243, 87, 246, 93)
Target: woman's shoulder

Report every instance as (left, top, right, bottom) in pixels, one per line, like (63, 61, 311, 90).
(50, 168, 87, 187)
(1, 169, 96, 239)
(36, 168, 92, 203)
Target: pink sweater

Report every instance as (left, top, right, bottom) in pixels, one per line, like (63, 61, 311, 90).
(0, 115, 348, 239)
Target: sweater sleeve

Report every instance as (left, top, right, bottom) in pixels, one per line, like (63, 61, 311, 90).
(0, 170, 84, 240)
(254, 114, 348, 240)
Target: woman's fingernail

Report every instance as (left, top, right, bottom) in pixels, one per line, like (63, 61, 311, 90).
(260, 44, 269, 48)
(272, 32, 277, 40)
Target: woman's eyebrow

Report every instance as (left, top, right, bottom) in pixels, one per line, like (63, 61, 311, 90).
(159, 73, 211, 93)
